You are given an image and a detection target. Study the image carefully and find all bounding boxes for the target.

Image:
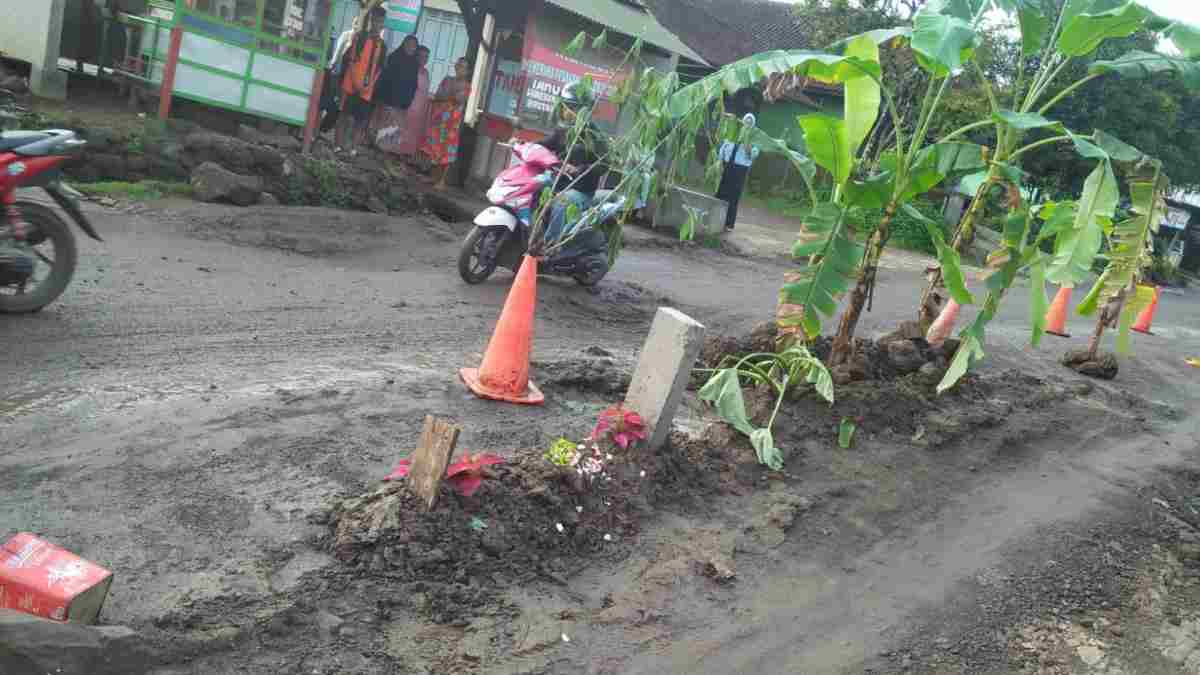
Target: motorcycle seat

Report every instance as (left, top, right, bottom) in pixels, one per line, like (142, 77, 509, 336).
(0, 130, 80, 156)
(0, 131, 51, 153)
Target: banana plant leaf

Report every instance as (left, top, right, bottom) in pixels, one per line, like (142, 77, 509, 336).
(902, 203, 976, 306)
(1046, 160, 1116, 284)
(784, 203, 863, 338)
(993, 110, 1066, 132)
(911, 2, 979, 76)
(993, 0, 1053, 55)
(799, 114, 853, 187)
(1089, 50, 1200, 89)
(1164, 21, 1200, 59)
(668, 51, 882, 118)
(1057, 0, 1150, 57)
(844, 35, 882, 157)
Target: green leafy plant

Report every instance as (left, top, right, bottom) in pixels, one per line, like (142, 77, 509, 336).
(698, 344, 834, 471)
(905, 0, 1198, 390)
(544, 436, 609, 488)
(544, 438, 580, 467)
(77, 180, 193, 201)
(1076, 161, 1168, 357)
(838, 417, 858, 449)
(303, 158, 350, 209)
(554, 1, 1195, 390)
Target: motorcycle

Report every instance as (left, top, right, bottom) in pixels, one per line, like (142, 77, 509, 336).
(0, 128, 101, 313)
(458, 142, 628, 287)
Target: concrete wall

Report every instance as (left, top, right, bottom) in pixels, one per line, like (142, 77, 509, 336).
(649, 186, 728, 240)
(1, 0, 69, 99)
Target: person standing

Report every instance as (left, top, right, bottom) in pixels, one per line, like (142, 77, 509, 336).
(336, 5, 387, 155)
(320, 15, 359, 135)
(715, 113, 761, 230)
(422, 57, 472, 190)
(396, 46, 432, 156)
(373, 35, 420, 156)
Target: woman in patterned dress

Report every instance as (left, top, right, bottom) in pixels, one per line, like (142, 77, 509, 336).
(422, 57, 472, 190)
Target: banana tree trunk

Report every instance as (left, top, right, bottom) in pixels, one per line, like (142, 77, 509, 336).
(918, 170, 996, 329)
(1086, 284, 1129, 360)
(829, 203, 897, 366)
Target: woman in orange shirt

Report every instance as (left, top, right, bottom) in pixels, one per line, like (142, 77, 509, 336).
(336, 6, 387, 155)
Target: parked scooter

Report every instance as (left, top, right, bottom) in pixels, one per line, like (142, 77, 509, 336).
(458, 142, 627, 287)
(0, 129, 101, 313)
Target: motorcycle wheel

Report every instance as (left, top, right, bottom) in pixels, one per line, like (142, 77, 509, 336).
(0, 201, 78, 314)
(458, 226, 500, 285)
(573, 255, 608, 288)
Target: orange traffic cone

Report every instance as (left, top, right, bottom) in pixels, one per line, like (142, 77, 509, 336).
(460, 255, 545, 405)
(1044, 285, 1073, 338)
(926, 299, 960, 348)
(1131, 285, 1160, 335)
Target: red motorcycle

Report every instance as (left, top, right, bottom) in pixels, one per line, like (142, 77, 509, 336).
(0, 128, 101, 313)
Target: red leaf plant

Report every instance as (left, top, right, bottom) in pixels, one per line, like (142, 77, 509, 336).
(383, 453, 506, 497)
(591, 405, 647, 450)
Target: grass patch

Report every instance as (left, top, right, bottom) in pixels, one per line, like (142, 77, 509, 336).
(77, 180, 194, 201)
(744, 191, 812, 221)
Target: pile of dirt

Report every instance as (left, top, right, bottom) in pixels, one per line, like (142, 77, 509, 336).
(1063, 348, 1120, 380)
(535, 346, 634, 397)
(697, 320, 957, 386)
(323, 442, 707, 624)
(178, 204, 457, 256)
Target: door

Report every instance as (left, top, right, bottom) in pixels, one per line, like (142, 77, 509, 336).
(416, 8, 468, 95)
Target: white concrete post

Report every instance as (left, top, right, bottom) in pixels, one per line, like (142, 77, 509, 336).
(624, 308, 707, 451)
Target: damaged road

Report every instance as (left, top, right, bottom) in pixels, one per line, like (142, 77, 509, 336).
(2, 199, 1200, 674)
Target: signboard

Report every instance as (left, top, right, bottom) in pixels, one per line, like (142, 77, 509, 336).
(385, 0, 423, 34)
(513, 6, 628, 132)
(284, 0, 306, 36)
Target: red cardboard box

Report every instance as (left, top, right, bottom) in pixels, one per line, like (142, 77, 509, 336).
(0, 533, 113, 624)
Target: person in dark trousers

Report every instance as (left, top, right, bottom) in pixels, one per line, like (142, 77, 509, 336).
(715, 113, 761, 230)
(335, 6, 387, 155)
(533, 82, 608, 246)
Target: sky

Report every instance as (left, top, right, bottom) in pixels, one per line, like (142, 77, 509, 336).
(1135, 0, 1200, 26)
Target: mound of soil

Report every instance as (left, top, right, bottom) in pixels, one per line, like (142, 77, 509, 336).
(535, 346, 634, 397)
(697, 320, 957, 387)
(178, 205, 460, 256)
(323, 438, 720, 624)
(1062, 348, 1120, 380)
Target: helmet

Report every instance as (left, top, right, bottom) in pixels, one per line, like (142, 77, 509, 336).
(558, 81, 595, 112)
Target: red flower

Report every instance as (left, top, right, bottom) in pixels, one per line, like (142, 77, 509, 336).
(383, 459, 411, 481)
(382, 453, 506, 497)
(445, 453, 506, 497)
(592, 405, 647, 450)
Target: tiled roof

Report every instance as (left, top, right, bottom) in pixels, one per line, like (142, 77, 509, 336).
(546, 0, 707, 64)
(640, 0, 815, 66)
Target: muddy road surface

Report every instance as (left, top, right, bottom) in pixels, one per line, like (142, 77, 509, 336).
(2, 198, 1200, 674)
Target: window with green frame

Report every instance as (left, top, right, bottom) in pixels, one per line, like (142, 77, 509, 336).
(181, 0, 330, 63)
(158, 0, 334, 125)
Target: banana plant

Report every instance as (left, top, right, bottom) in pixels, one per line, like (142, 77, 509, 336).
(772, 17, 988, 362)
(911, 0, 1200, 391)
(698, 344, 834, 470)
(1076, 161, 1168, 359)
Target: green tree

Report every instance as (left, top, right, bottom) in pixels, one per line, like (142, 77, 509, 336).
(1022, 31, 1200, 194)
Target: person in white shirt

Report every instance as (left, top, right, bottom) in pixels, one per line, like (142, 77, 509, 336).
(715, 113, 761, 230)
